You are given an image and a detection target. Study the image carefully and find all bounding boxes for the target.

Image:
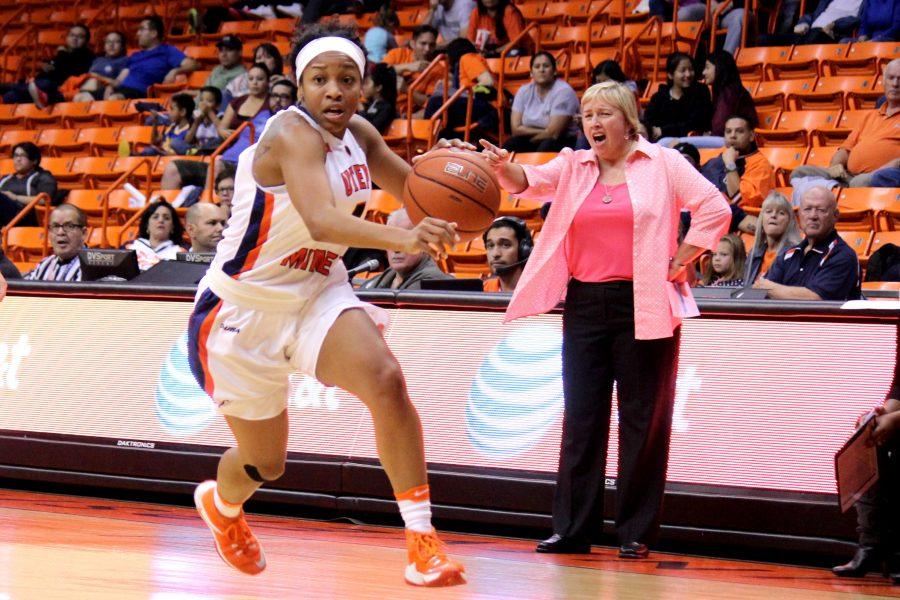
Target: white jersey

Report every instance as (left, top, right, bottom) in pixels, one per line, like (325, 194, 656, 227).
(206, 106, 372, 311)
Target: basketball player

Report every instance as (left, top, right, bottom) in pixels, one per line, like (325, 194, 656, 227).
(187, 25, 466, 587)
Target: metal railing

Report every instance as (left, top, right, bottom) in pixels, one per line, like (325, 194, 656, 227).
(204, 120, 254, 202)
(100, 158, 153, 247)
(1, 192, 51, 258)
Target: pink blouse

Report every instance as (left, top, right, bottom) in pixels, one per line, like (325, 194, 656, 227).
(503, 137, 731, 340)
(566, 181, 634, 282)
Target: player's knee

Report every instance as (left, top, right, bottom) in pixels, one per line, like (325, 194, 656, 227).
(365, 359, 407, 406)
(244, 460, 285, 483)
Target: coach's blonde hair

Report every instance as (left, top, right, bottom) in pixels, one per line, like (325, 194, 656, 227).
(581, 81, 641, 138)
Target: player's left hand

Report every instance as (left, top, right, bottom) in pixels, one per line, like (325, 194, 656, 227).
(412, 139, 478, 164)
(871, 411, 900, 446)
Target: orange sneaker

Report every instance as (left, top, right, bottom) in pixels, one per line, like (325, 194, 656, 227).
(404, 529, 466, 587)
(194, 480, 266, 575)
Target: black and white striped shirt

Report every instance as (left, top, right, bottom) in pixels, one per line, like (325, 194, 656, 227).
(24, 254, 82, 282)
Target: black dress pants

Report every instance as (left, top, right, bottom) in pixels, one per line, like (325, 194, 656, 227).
(554, 279, 681, 545)
(855, 441, 899, 552)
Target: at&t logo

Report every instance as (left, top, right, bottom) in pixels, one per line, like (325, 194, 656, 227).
(0, 334, 31, 391)
(289, 375, 339, 411)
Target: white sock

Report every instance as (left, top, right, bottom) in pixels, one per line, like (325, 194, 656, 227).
(213, 484, 242, 518)
(396, 484, 433, 533)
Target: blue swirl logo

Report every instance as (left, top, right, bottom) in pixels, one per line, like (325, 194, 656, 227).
(155, 332, 216, 436)
(466, 325, 563, 458)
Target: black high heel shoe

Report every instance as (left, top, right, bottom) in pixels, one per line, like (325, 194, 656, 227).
(832, 546, 890, 578)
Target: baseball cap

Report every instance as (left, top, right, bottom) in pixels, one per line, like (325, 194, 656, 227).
(217, 35, 242, 50)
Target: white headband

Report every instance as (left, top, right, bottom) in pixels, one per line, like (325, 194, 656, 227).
(294, 36, 366, 84)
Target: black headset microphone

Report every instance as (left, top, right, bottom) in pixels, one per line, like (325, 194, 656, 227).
(484, 216, 534, 275)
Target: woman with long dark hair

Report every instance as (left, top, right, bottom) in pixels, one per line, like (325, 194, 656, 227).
(703, 50, 758, 138)
(127, 199, 186, 270)
(644, 52, 712, 146)
(360, 62, 397, 134)
(466, 0, 531, 55)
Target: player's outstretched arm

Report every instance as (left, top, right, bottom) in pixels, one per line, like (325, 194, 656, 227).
(272, 117, 457, 259)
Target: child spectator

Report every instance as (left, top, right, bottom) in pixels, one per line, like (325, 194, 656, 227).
(701, 233, 747, 287)
(361, 63, 397, 134)
(185, 86, 224, 155)
(364, 6, 399, 62)
(143, 93, 194, 156)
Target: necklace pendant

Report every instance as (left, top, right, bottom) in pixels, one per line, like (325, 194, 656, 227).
(602, 194, 613, 204)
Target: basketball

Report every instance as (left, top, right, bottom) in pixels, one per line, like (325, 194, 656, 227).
(403, 149, 501, 242)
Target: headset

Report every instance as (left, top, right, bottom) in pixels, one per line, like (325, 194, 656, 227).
(483, 216, 533, 274)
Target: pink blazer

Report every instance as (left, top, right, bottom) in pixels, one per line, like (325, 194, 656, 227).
(505, 137, 731, 339)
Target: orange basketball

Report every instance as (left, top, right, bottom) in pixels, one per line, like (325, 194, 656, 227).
(403, 149, 501, 242)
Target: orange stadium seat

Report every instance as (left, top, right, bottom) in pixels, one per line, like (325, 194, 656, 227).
(116, 126, 154, 154)
(36, 29, 66, 57)
(42, 157, 79, 188)
(70, 156, 116, 188)
(753, 79, 815, 112)
(258, 18, 295, 40)
(823, 42, 900, 76)
(101, 155, 158, 187)
(202, 19, 264, 43)
(0, 129, 39, 154)
(184, 46, 220, 68)
(36, 128, 87, 157)
(65, 189, 107, 227)
(758, 146, 807, 185)
(75, 126, 121, 156)
(803, 145, 840, 169)
(736, 46, 791, 81)
(835, 208, 875, 231)
(86, 100, 137, 127)
(106, 189, 143, 225)
(540, 25, 589, 52)
(365, 189, 402, 224)
(813, 109, 876, 146)
(43, 101, 93, 129)
(869, 230, 900, 256)
(792, 76, 878, 110)
(4, 226, 46, 263)
(765, 44, 850, 80)
(839, 187, 900, 214)
(837, 230, 873, 262)
(756, 110, 841, 147)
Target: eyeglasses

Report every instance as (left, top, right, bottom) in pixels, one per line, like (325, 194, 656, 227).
(271, 93, 294, 101)
(12, 152, 30, 159)
(216, 186, 234, 194)
(49, 222, 84, 232)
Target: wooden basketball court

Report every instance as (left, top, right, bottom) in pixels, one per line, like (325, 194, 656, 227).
(0, 488, 897, 599)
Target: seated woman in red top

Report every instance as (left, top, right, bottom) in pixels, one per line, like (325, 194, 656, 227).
(466, 0, 533, 56)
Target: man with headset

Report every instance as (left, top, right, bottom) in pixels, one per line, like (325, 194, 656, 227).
(483, 216, 533, 293)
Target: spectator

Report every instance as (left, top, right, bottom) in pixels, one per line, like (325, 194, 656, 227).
(218, 63, 272, 165)
(206, 35, 247, 92)
(0, 143, 59, 229)
(269, 79, 297, 114)
(127, 199, 187, 271)
(143, 93, 194, 156)
(23, 204, 87, 282)
(108, 17, 199, 99)
(467, 0, 532, 55)
(360, 63, 397, 134)
(644, 52, 713, 144)
(503, 52, 580, 153)
(224, 42, 285, 105)
(2, 24, 94, 107)
(360, 209, 453, 290)
(673, 141, 701, 169)
(791, 59, 900, 188)
(700, 115, 775, 229)
(426, 0, 476, 43)
(483, 216, 532, 292)
(591, 59, 639, 94)
(676, 0, 745, 55)
(364, 5, 399, 62)
(853, 0, 899, 42)
(755, 186, 861, 300)
(763, 0, 863, 44)
(703, 51, 759, 141)
(185, 202, 227, 254)
(215, 170, 235, 218)
(185, 86, 224, 155)
(744, 191, 802, 285)
(72, 31, 128, 103)
(700, 233, 746, 286)
(384, 25, 439, 110)
(832, 338, 900, 584)
(424, 38, 497, 137)
(0, 247, 20, 281)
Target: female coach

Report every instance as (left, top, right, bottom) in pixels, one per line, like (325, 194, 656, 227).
(480, 81, 731, 559)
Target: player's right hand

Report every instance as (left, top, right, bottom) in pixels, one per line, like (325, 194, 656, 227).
(402, 217, 459, 260)
(478, 139, 511, 172)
